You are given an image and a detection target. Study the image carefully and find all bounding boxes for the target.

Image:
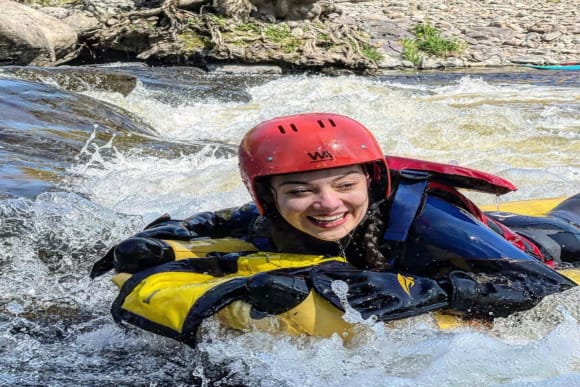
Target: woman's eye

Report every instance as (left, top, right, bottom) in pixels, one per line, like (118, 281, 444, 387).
(336, 182, 358, 190)
(287, 188, 311, 195)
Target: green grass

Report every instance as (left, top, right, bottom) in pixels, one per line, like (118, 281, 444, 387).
(402, 23, 464, 66)
(401, 38, 423, 66)
(178, 31, 212, 51)
(264, 24, 291, 42)
(361, 44, 383, 62)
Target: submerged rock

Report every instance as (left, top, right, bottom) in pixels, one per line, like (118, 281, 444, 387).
(0, 65, 138, 96)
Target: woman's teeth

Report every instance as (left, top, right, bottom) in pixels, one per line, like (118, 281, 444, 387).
(310, 214, 345, 223)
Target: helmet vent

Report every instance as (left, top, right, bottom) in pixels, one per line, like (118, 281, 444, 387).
(277, 124, 299, 134)
(317, 119, 337, 128)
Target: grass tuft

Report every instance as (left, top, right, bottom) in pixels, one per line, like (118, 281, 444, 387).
(402, 23, 464, 66)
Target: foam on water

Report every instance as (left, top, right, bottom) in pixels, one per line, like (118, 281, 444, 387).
(67, 133, 244, 220)
(191, 291, 580, 386)
(81, 74, 578, 204)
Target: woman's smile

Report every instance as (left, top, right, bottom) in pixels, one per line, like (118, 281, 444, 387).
(308, 212, 347, 227)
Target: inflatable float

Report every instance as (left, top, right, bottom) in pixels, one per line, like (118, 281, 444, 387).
(107, 195, 580, 345)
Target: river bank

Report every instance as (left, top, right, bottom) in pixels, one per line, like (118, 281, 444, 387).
(1, 0, 578, 73)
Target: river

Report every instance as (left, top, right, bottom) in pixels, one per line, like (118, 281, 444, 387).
(0, 64, 579, 386)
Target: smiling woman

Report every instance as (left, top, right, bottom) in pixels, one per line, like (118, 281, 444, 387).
(91, 112, 579, 346)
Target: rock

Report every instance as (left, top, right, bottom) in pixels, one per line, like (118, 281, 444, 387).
(470, 51, 488, 63)
(63, 11, 104, 37)
(377, 55, 403, 69)
(419, 57, 464, 70)
(8, 0, 580, 71)
(466, 27, 514, 42)
(510, 55, 544, 65)
(368, 21, 412, 39)
(503, 39, 523, 47)
(419, 57, 442, 70)
(333, 14, 357, 26)
(569, 25, 580, 34)
(527, 23, 553, 34)
(213, 0, 254, 21)
(37, 6, 71, 19)
(526, 32, 541, 42)
(81, 0, 137, 15)
(206, 64, 283, 74)
(0, 0, 78, 66)
(481, 55, 507, 67)
(542, 31, 562, 42)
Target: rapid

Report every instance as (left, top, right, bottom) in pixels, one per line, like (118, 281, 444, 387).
(0, 65, 579, 386)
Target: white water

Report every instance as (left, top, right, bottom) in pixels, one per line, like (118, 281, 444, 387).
(1, 71, 579, 385)
(77, 75, 579, 217)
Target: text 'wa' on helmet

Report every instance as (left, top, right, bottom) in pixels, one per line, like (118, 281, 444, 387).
(238, 112, 390, 214)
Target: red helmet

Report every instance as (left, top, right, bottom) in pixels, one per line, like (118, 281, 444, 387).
(239, 113, 390, 214)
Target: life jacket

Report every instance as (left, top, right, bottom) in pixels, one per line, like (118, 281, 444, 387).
(110, 238, 448, 347)
(384, 156, 549, 265)
(110, 236, 578, 347)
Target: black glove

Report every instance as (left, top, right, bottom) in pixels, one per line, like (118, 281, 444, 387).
(90, 237, 175, 278)
(90, 246, 117, 278)
(135, 212, 222, 240)
(310, 261, 449, 321)
(444, 270, 569, 319)
(135, 216, 197, 239)
(90, 213, 217, 278)
(245, 272, 310, 316)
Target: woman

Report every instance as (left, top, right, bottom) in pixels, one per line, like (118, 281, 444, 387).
(91, 113, 577, 344)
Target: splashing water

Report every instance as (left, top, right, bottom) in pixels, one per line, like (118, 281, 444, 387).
(1, 67, 579, 385)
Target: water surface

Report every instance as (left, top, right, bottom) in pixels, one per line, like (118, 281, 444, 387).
(0, 65, 579, 386)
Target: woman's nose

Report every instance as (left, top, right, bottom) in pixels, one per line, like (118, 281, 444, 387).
(312, 188, 340, 210)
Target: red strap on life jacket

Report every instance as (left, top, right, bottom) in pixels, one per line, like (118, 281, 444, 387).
(427, 181, 486, 222)
(386, 156, 517, 195)
(483, 216, 553, 267)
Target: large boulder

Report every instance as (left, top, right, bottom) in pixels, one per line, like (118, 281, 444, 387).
(0, 0, 78, 66)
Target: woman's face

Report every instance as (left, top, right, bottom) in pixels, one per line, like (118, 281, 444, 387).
(270, 165, 370, 241)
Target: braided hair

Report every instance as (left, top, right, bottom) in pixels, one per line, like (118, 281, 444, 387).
(357, 200, 392, 271)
